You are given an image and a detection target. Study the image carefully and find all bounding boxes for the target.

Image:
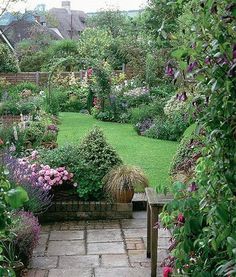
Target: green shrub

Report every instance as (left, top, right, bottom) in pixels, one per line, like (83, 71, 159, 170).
(43, 90, 60, 116)
(75, 127, 122, 200)
(13, 82, 39, 94)
(0, 100, 39, 116)
(130, 101, 164, 125)
(38, 144, 80, 173)
(145, 113, 190, 141)
(150, 83, 175, 98)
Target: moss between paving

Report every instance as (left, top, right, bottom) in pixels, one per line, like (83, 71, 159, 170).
(57, 112, 178, 192)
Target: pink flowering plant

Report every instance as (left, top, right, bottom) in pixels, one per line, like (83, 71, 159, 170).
(4, 151, 74, 212)
(7, 152, 74, 191)
(37, 165, 73, 191)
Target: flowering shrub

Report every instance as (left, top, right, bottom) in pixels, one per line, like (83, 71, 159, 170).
(11, 211, 40, 265)
(123, 87, 149, 98)
(37, 165, 73, 190)
(4, 152, 74, 209)
(4, 153, 52, 213)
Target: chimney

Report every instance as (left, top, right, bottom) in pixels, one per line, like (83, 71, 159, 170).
(62, 1, 71, 13)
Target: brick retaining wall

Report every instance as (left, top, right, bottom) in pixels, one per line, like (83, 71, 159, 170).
(39, 200, 133, 222)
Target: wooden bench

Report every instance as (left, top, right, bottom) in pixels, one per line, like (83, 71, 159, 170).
(145, 187, 173, 277)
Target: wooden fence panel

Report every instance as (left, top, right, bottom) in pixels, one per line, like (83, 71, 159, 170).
(0, 68, 133, 87)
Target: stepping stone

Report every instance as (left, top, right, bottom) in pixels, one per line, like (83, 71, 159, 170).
(47, 241, 85, 255)
(87, 242, 125, 255)
(101, 254, 129, 267)
(94, 267, 151, 277)
(49, 230, 84, 240)
(59, 255, 99, 268)
(29, 256, 58, 269)
(87, 229, 122, 242)
(48, 268, 92, 277)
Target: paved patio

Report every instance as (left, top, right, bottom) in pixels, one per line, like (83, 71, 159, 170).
(27, 212, 170, 277)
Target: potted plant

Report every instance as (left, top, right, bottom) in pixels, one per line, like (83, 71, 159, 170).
(103, 165, 149, 203)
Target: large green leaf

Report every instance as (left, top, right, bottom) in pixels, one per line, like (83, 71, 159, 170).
(5, 187, 29, 209)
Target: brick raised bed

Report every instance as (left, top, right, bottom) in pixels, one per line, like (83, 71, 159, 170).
(39, 200, 133, 222)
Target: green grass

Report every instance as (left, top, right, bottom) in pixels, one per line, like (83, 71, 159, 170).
(57, 112, 178, 192)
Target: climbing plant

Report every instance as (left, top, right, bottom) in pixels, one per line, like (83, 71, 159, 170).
(160, 0, 236, 275)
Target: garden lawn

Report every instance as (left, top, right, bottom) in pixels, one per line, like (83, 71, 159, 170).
(58, 113, 178, 192)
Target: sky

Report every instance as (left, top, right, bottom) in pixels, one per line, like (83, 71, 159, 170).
(11, 0, 148, 13)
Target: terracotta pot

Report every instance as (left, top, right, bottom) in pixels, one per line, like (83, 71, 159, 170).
(114, 188, 134, 203)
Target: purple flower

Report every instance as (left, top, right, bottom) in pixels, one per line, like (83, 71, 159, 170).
(217, 55, 228, 65)
(165, 65, 174, 77)
(187, 61, 198, 72)
(47, 124, 58, 133)
(205, 56, 211, 65)
(188, 182, 198, 192)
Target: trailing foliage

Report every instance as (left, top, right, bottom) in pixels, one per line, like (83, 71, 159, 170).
(160, 0, 236, 275)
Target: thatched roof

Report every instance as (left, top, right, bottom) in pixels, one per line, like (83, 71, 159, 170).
(49, 8, 86, 39)
(0, 19, 62, 47)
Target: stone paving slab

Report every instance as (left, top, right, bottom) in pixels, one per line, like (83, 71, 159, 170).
(29, 212, 171, 277)
(48, 268, 92, 277)
(47, 240, 85, 255)
(27, 269, 48, 277)
(123, 228, 147, 238)
(87, 229, 122, 242)
(121, 219, 147, 229)
(101, 254, 129, 267)
(33, 234, 49, 256)
(94, 267, 151, 277)
(132, 211, 147, 219)
(87, 242, 125, 255)
(29, 256, 58, 269)
(49, 230, 84, 240)
(59, 255, 99, 268)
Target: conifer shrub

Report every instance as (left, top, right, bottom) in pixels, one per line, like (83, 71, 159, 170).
(75, 127, 123, 200)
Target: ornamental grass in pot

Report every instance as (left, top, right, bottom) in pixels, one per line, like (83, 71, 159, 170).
(103, 165, 149, 203)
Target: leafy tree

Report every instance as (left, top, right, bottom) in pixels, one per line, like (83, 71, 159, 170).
(78, 28, 112, 67)
(0, 43, 19, 72)
(44, 39, 80, 71)
(87, 9, 132, 38)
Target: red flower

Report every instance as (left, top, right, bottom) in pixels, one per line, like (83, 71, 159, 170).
(163, 266, 173, 277)
(177, 213, 185, 223)
(87, 67, 93, 77)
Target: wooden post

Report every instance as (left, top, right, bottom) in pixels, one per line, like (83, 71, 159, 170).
(145, 188, 173, 277)
(151, 205, 158, 277)
(147, 203, 151, 258)
(36, 71, 39, 85)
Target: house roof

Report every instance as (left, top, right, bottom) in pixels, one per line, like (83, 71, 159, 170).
(48, 8, 87, 39)
(0, 19, 62, 47)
